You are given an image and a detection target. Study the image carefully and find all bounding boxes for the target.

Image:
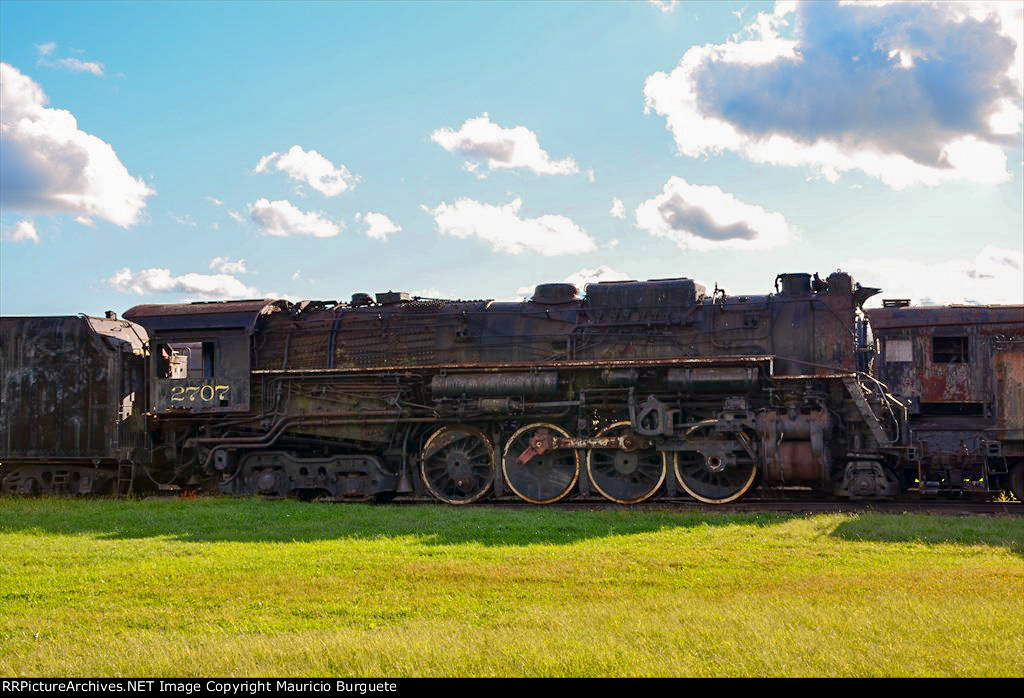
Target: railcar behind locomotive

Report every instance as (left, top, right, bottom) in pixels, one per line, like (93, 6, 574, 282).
(867, 302, 1024, 498)
(1, 270, 1022, 503)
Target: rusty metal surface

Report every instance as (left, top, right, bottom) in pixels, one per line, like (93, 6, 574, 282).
(121, 270, 894, 502)
(514, 430, 653, 464)
(244, 273, 861, 376)
(124, 299, 287, 332)
(85, 316, 149, 354)
(867, 305, 1024, 330)
(431, 372, 560, 397)
(868, 302, 1024, 496)
(252, 355, 777, 375)
(149, 331, 252, 413)
(10, 268, 1022, 504)
(869, 305, 1024, 406)
(993, 338, 1024, 440)
(0, 316, 146, 461)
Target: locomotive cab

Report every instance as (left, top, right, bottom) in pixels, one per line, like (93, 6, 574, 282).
(124, 299, 286, 414)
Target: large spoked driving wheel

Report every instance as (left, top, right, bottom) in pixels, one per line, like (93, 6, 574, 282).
(674, 420, 758, 504)
(502, 423, 579, 504)
(420, 425, 495, 505)
(587, 421, 667, 504)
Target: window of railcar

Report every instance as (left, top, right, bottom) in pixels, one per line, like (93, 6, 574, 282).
(932, 336, 968, 364)
(884, 338, 912, 362)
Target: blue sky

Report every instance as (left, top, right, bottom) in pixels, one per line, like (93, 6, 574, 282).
(1, 0, 1022, 315)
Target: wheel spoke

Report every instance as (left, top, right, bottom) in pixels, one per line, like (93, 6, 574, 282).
(502, 423, 579, 504)
(420, 426, 495, 505)
(586, 421, 667, 504)
(674, 423, 758, 504)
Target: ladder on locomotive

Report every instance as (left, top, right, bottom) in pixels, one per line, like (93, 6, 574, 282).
(115, 462, 135, 497)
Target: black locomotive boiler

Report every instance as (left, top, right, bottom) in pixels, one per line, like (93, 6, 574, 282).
(2, 271, 1022, 504)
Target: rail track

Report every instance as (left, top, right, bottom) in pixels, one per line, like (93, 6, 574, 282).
(366, 495, 1024, 516)
(133, 488, 1024, 515)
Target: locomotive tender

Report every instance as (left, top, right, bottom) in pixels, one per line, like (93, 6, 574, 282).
(2, 270, 1022, 503)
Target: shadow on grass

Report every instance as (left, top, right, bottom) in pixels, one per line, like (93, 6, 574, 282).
(2, 499, 1021, 554)
(0, 497, 797, 547)
(829, 513, 1024, 557)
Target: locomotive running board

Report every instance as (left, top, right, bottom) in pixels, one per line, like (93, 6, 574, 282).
(251, 355, 776, 375)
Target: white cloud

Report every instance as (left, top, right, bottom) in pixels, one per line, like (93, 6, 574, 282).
(173, 214, 197, 227)
(643, 1, 1023, 189)
(206, 196, 223, 206)
(843, 246, 1024, 307)
(610, 197, 625, 219)
(108, 267, 261, 299)
(248, 198, 341, 238)
(650, 1, 679, 13)
(424, 197, 596, 256)
(431, 113, 581, 176)
(36, 42, 104, 76)
(354, 211, 401, 241)
(254, 145, 357, 197)
(635, 177, 794, 251)
(409, 288, 453, 299)
(208, 257, 247, 274)
(566, 265, 632, 293)
(49, 57, 104, 76)
(515, 265, 632, 300)
(0, 63, 154, 226)
(463, 161, 486, 179)
(256, 290, 304, 304)
(7, 219, 40, 244)
(227, 210, 244, 223)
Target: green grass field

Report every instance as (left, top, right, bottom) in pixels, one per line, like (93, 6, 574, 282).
(0, 498, 1021, 677)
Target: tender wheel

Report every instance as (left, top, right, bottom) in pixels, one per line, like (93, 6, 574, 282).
(1010, 462, 1024, 502)
(420, 425, 495, 505)
(586, 421, 667, 504)
(502, 423, 580, 504)
(673, 420, 758, 504)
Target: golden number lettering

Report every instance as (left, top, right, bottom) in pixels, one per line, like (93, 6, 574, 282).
(168, 383, 230, 405)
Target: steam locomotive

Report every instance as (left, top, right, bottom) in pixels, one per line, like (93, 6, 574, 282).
(2, 270, 1022, 503)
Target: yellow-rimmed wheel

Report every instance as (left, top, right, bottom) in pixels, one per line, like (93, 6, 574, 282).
(502, 423, 579, 504)
(673, 421, 758, 504)
(420, 425, 495, 505)
(586, 421, 667, 504)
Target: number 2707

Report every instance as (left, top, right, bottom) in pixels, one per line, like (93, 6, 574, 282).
(169, 385, 230, 402)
